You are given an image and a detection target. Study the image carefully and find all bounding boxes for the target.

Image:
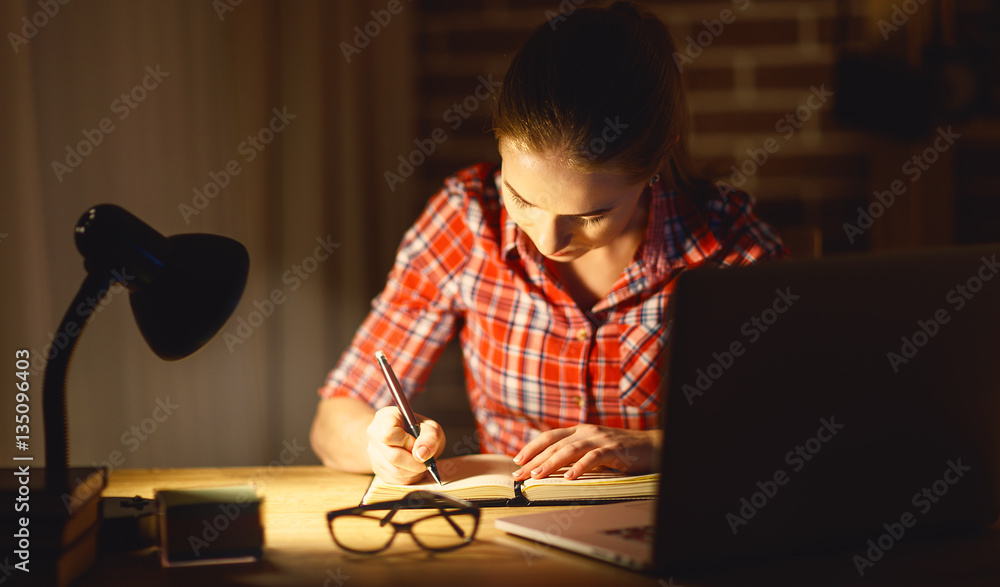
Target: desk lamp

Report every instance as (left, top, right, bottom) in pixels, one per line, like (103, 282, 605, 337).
(44, 204, 249, 490)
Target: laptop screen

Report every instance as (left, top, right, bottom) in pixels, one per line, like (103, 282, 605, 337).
(656, 246, 1000, 571)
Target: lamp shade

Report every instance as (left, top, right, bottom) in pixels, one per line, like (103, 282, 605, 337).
(45, 204, 249, 489)
(73, 204, 250, 359)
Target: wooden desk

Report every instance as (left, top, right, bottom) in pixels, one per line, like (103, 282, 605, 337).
(77, 467, 1000, 586)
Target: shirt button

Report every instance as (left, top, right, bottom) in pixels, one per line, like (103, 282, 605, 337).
(574, 395, 584, 407)
(575, 328, 589, 342)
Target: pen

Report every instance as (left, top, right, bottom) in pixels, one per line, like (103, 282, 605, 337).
(375, 350, 444, 485)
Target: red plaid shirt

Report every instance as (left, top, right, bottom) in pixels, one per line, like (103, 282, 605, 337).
(319, 162, 786, 456)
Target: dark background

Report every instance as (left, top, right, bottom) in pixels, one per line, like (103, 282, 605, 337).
(1, 0, 997, 468)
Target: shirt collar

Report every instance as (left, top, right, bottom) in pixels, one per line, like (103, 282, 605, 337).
(640, 179, 723, 280)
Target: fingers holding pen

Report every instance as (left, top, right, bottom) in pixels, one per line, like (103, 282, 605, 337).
(367, 406, 445, 484)
(372, 351, 445, 484)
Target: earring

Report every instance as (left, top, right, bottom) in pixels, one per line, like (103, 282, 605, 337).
(649, 174, 660, 186)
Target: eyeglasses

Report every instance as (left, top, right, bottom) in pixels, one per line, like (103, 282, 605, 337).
(325, 490, 481, 554)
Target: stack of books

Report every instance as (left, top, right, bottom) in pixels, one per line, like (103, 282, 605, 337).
(1, 467, 107, 587)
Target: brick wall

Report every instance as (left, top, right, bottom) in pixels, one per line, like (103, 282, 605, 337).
(412, 0, 869, 254)
(410, 0, 1000, 254)
(406, 0, 1000, 453)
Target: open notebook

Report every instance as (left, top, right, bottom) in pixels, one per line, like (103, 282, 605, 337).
(361, 454, 658, 506)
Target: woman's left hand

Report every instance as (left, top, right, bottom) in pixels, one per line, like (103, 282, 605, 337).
(511, 424, 662, 482)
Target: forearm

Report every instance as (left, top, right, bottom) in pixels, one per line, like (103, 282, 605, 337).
(310, 396, 376, 473)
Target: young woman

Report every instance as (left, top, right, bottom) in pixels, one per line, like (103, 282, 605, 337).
(311, 1, 786, 485)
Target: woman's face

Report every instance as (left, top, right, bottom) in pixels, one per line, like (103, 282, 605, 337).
(499, 142, 649, 262)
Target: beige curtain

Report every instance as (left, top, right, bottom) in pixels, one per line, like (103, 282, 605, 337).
(0, 0, 420, 467)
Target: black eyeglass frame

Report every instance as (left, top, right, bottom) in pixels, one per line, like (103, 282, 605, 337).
(325, 490, 481, 554)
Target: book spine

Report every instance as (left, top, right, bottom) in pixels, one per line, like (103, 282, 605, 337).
(505, 481, 529, 507)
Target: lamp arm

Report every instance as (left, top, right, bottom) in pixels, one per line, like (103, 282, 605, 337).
(44, 271, 115, 490)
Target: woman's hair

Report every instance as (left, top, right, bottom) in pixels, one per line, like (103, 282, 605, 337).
(492, 1, 708, 194)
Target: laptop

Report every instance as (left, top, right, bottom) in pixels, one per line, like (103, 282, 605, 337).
(495, 245, 1000, 572)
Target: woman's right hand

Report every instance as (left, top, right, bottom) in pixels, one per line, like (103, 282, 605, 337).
(366, 406, 446, 484)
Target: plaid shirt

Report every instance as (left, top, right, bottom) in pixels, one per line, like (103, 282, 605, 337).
(319, 162, 786, 456)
